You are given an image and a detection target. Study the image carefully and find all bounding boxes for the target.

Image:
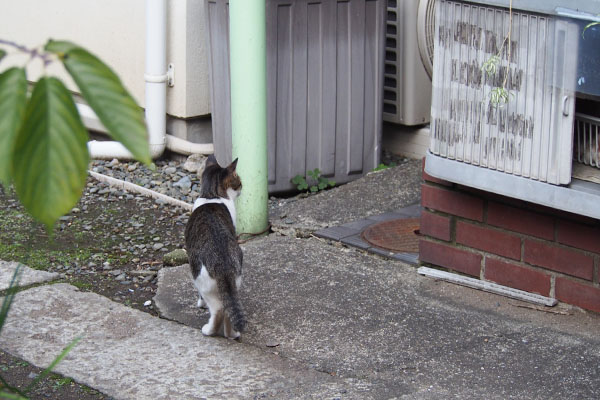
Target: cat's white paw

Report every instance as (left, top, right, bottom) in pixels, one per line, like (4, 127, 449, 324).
(197, 297, 206, 308)
(227, 331, 241, 340)
(202, 324, 214, 336)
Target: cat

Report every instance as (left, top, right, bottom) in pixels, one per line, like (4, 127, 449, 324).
(184, 155, 246, 339)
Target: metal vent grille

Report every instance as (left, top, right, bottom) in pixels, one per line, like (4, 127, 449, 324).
(574, 113, 600, 168)
(417, 0, 436, 78)
(383, 0, 432, 125)
(383, 0, 400, 117)
(430, 0, 579, 185)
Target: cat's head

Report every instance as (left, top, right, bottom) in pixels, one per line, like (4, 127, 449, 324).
(200, 155, 242, 200)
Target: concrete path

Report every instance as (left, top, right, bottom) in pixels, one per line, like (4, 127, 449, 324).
(0, 261, 58, 290)
(0, 282, 355, 399)
(1, 161, 600, 399)
(155, 234, 600, 399)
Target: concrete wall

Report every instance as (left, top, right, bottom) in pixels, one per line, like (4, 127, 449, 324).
(0, 0, 211, 119)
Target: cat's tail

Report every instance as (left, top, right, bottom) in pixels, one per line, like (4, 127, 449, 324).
(219, 278, 246, 333)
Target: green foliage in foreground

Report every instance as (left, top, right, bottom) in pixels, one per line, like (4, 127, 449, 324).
(0, 39, 151, 232)
(0, 265, 81, 399)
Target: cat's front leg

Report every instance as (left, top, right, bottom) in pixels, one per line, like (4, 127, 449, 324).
(197, 296, 206, 308)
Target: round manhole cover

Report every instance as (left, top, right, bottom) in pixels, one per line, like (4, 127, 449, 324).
(361, 218, 420, 253)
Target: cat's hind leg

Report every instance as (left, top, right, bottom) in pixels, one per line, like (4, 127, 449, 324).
(198, 266, 224, 336)
(192, 278, 206, 308)
(202, 308, 224, 336)
(223, 316, 240, 340)
(192, 265, 207, 308)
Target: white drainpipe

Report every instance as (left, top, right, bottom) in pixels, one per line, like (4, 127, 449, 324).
(144, 0, 167, 159)
(86, 0, 213, 160)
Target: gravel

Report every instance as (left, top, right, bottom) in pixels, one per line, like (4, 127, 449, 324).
(89, 158, 203, 204)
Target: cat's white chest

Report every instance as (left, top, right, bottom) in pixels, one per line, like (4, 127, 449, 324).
(192, 189, 238, 229)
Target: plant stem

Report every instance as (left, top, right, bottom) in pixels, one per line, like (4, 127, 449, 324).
(0, 39, 53, 67)
(502, 0, 513, 91)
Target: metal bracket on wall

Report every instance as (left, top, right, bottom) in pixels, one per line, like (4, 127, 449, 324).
(167, 63, 174, 87)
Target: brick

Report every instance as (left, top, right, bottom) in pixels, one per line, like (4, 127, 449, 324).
(485, 258, 550, 296)
(456, 221, 521, 260)
(421, 184, 484, 222)
(556, 219, 600, 254)
(523, 240, 594, 280)
(555, 278, 600, 314)
(419, 239, 482, 277)
(422, 157, 452, 186)
(420, 210, 451, 241)
(487, 202, 554, 240)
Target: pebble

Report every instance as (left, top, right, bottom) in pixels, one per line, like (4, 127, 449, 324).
(153, 243, 164, 251)
(164, 167, 177, 174)
(173, 176, 192, 189)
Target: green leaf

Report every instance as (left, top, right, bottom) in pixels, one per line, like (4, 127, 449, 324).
(0, 265, 23, 337)
(0, 67, 27, 186)
(43, 40, 80, 56)
(0, 49, 6, 62)
(318, 181, 327, 190)
(291, 175, 305, 185)
(310, 185, 318, 193)
(12, 77, 90, 232)
(45, 40, 151, 165)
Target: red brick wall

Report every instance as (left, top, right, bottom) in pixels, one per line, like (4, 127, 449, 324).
(420, 159, 600, 313)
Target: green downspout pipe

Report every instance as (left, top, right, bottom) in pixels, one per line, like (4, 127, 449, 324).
(229, 0, 268, 235)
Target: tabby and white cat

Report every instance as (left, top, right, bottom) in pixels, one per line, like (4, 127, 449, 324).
(184, 155, 246, 339)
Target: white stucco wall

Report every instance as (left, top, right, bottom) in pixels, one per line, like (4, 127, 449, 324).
(0, 0, 211, 118)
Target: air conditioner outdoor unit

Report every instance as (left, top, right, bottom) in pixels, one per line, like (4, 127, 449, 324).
(425, 0, 600, 220)
(383, 0, 435, 126)
(430, 0, 579, 185)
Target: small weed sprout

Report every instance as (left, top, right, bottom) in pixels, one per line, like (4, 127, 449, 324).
(291, 168, 335, 193)
(373, 162, 397, 172)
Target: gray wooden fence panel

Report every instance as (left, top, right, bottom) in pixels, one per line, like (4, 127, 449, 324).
(349, 0, 366, 174)
(206, 0, 385, 193)
(206, 0, 232, 167)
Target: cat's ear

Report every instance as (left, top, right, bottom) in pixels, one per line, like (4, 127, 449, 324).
(228, 158, 239, 172)
(206, 154, 218, 168)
